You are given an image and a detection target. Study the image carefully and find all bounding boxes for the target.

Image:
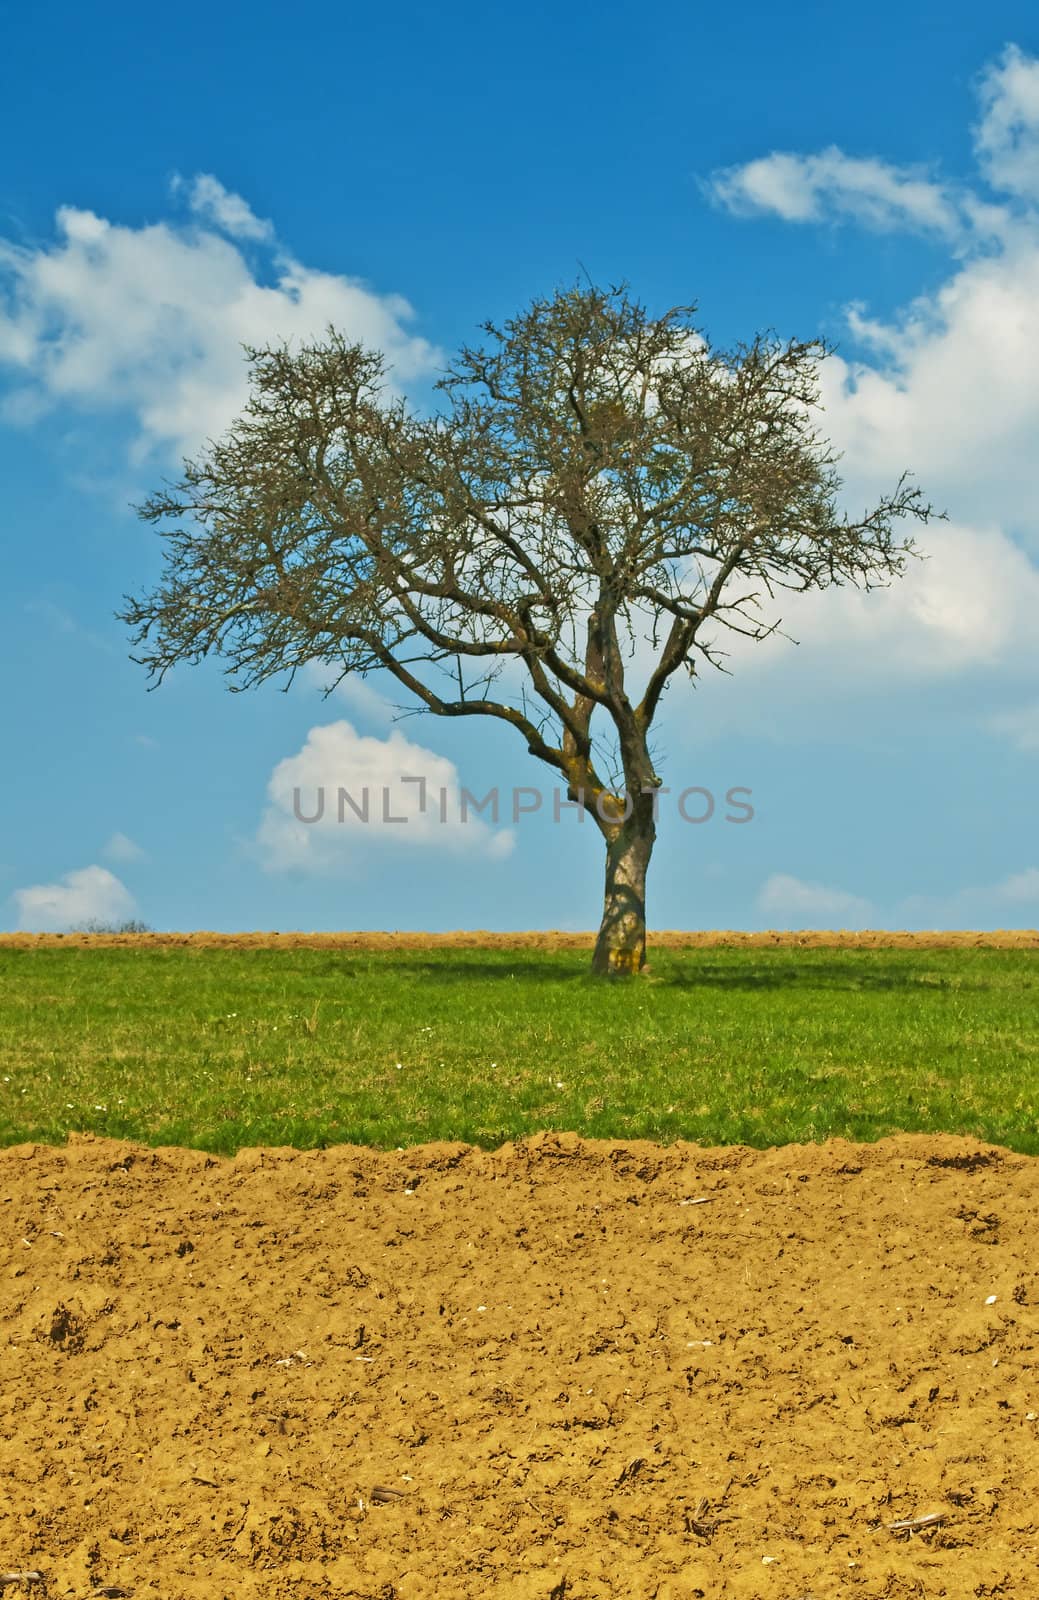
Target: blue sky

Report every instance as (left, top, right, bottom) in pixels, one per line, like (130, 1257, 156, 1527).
(3, 2, 1039, 932)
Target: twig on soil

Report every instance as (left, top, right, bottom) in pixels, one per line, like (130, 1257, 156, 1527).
(0, 1577, 45, 1591)
(886, 1512, 945, 1535)
(371, 1485, 406, 1503)
(688, 1497, 720, 1536)
(686, 1478, 735, 1537)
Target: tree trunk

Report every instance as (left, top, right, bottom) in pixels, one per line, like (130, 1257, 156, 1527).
(591, 806, 655, 977)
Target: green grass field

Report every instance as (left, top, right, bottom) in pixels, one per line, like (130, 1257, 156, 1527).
(1, 943, 1037, 1154)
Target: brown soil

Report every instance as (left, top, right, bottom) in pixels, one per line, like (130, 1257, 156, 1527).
(2, 929, 1038, 951)
(2, 1131, 1037, 1598)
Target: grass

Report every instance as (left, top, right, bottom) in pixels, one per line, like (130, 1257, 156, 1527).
(1, 944, 1038, 1155)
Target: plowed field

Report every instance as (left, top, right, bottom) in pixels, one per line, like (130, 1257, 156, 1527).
(2, 1128, 1037, 1598)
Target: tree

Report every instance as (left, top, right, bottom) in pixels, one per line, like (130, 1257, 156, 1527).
(120, 283, 937, 975)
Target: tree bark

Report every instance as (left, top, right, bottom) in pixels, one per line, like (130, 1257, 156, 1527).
(591, 804, 655, 977)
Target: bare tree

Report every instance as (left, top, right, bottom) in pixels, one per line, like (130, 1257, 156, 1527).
(120, 282, 937, 975)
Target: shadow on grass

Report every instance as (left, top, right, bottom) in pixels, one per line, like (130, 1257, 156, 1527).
(653, 961, 998, 993)
(370, 955, 1003, 993)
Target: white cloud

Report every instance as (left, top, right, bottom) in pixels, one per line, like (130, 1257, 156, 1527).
(302, 662, 399, 728)
(974, 45, 1039, 202)
(173, 173, 273, 241)
(816, 237, 1039, 541)
(757, 872, 874, 928)
(255, 719, 515, 872)
(988, 702, 1039, 751)
(900, 865, 1039, 926)
(709, 147, 964, 237)
(753, 864, 1039, 933)
(11, 865, 136, 931)
(0, 179, 441, 460)
(682, 43, 1039, 736)
(707, 48, 1039, 548)
(102, 831, 147, 864)
(995, 866, 1039, 902)
(672, 519, 1039, 748)
(709, 43, 1039, 237)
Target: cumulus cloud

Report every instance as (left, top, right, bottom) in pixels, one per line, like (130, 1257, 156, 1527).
(988, 702, 1039, 751)
(102, 831, 147, 864)
(710, 147, 963, 237)
(973, 44, 1039, 202)
(900, 865, 1039, 927)
(704, 46, 1039, 547)
(757, 872, 874, 928)
(758, 865, 1039, 933)
(708, 44, 1039, 240)
(996, 866, 1039, 902)
(0, 177, 441, 460)
(254, 719, 515, 872)
(693, 519, 1039, 698)
(172, 173, 273, 241)
(11, 865, 136, 931)
(654, 517, 1039, 757)
(815, 241, 1039, 541)
(302, 662, 399, 728)
(677, 42, 1039, 738)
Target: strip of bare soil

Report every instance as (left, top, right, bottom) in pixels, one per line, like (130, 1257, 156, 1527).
(2, 930, 1037, 951)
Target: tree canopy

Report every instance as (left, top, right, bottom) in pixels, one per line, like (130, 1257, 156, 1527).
(121, 283, 937, 972)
